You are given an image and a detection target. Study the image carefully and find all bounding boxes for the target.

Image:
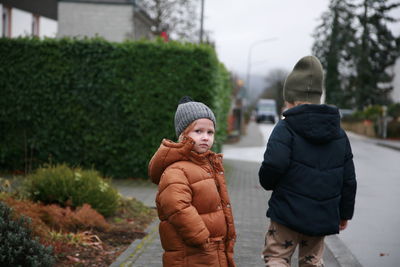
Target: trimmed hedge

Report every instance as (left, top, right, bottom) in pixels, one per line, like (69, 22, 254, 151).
(0, 37, 232, 178)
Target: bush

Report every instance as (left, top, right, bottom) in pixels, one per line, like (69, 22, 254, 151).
(0, 177, 11, 194)
(0, 37, 232, 178)
(24, 164, 120, 217)
(41, 203, 110, 232)
(388, 103, 400, 119)
(363, 105, 383, 120)
(342, 105, 384, 123)
(3, 196, 110, 234)
(0, 201, 54, 267)
(387, 120, 400, 138)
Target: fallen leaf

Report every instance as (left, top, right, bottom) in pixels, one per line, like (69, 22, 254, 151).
(67, 255, 81, 263)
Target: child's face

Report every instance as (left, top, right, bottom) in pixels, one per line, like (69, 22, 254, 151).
(187, 118, 215, 154)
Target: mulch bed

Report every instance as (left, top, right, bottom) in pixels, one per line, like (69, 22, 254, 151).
(55, 224, 149, 266)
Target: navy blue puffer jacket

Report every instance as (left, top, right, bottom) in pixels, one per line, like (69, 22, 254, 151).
(259, 104, 356, 236)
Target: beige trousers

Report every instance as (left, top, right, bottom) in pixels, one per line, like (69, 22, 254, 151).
(262, 221, 325, 267)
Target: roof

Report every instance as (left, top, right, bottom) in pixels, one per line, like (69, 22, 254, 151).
(0, 0, 150, 21)
(58, 0, 154, 24)
(0, 0, 58, 19)
(58, 0, 136, 5)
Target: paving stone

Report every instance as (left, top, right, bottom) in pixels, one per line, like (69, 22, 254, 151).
(112, 122, 342, 266)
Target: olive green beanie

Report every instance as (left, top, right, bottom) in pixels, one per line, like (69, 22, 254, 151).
(283, 55, 324, 104)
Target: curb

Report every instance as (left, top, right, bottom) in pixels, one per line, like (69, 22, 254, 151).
(325, 235, 363, 267)
(109, 219, 159, 267)
(346, 131, 400, 152)
(376, 142, 400, 151)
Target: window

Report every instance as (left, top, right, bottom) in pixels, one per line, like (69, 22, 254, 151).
(2, 5, 11, 37)
(32, 14, 39, 37)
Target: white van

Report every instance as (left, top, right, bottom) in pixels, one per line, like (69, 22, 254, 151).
(256, 99, 278, 124)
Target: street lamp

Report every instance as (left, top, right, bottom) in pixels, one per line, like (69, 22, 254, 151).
(200, 0, 205, 43)
(245, 38, 278, 93)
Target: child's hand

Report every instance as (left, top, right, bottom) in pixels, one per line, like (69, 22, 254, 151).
(339, 220, 348, 231)
(178, 134, 184, 142)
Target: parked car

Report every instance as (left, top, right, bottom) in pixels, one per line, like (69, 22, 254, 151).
(339, 109, 354, 119)
(256, 99, 278, 124)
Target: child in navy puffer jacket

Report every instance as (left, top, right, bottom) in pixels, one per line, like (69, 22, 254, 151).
(258, 55, 357, 267)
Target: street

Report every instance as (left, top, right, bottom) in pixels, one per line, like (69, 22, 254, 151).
(339, 132, 400, 267)
(224, 122, 400, 267)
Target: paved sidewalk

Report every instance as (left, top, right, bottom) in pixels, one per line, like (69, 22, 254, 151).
(346, 131, 400, 152)
(113, 180, 157, 208)
(110, 122, 354, 266)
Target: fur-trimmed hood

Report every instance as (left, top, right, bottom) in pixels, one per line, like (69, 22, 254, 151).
(148, 137, 222, 185)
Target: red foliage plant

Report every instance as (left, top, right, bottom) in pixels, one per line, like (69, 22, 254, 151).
(2, 197, 52, 241)
(40, 203, 110, 232)
(1, 197, 110, 237)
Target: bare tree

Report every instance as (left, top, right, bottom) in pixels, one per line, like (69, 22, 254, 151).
(260, 68, 288, 116)
(139, 0, 199, 42)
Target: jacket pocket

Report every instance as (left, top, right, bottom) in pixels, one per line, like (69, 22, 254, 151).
(184, 242, 223, 266)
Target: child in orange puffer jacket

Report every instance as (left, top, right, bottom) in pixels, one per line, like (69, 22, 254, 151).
(148, 96, 236, 267)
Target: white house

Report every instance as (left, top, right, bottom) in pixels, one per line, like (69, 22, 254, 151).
(57, 0, 154, 42)
(1, 0, 154, 42)
(0, 0, 57, 38)
(391, 58, 400, 103)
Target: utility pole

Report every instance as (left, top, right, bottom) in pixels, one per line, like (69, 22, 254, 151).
(245, 38, 277, 93)
(200, 0, 205, 43)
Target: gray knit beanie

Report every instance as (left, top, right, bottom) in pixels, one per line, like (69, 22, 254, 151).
(174, 96, 216, 137)
(283, 55, 324, 104)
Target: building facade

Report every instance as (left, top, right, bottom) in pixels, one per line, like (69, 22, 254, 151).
(57, 0, 154, 42)
(0, 0, 57, 38)
(391, 59, 400, 103)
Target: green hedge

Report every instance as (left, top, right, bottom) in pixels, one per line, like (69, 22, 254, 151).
(0, 37, 232, 178)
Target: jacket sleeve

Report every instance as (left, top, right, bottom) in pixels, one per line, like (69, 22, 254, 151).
(340, 134, 357, 220)
(259, 121, 292, 190)
(157, 167, 210, 246)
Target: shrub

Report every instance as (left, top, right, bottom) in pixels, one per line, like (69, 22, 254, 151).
(0, 201, 55, 267)
(363, 105, 383, 120)
(1, 196, 52, 240)
(387, 120, 400, 138)
(0, 38, 232, 178)
(388, 103, 400, 119)
(40, 203, 110, 232)
(3, 196, 109, 237)
(0, 177, 11, 193)
(24, 164, 120, 217)
(342, 105, 384, 123)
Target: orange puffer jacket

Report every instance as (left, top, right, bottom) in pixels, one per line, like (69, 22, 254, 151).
(148, 137, 236, 267)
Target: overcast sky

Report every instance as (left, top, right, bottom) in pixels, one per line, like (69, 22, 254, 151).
(204, 0, 400, 86)
(204, 0, 330, 79)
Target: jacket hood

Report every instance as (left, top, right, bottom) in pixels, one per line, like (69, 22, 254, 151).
(283, 104, 341, 144)
(148, 137, 217, 185)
